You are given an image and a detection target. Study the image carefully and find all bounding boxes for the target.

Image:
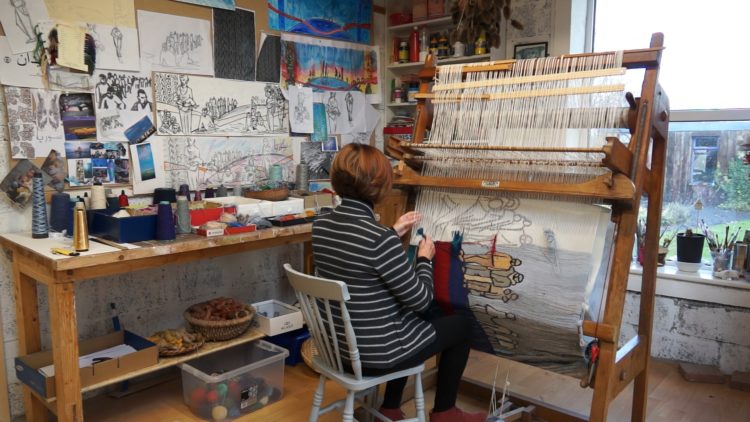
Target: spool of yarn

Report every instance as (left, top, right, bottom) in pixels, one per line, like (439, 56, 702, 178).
(49, 192, 70, 233)
(295, 161, 309, 192)
(216, 184, 228, 197)
(153, 187, 177, 204)
(204, 187, 215, 198)
(232, 185, 242, 197)
(178, 184, 191, 201)
(73, 202, 89, 252)
(175, 196, 192, 234)
(82, 192, 90, 209)
(90, 183, 106, 210)
(66, 197, 78, 237)
(193, 189, 202, 201)
(31, 173, 49, 239)
(269, 164, 283, 183)
(156, 201, 176, 241)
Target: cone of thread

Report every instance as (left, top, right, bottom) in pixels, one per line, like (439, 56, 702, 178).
(31, 173, 49, 238)
(73, 202, 89, 251)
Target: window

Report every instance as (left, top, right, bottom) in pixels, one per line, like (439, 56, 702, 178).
(595, 1, 750, 264)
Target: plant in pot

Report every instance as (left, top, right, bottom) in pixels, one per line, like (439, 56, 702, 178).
(676, 228, 705, 272)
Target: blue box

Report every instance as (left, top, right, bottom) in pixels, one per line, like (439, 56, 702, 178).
(91, 210, 157, 243)
(265, 328, 310, 366)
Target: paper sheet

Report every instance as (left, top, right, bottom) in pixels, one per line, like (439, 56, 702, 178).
(0, 36, 45, 89)
(44, 0, 135, 27)
(137, 10, 214, 75)
(38, 344, 137, 377)
(87, 24, 140, 71)
(0, 0, 50, 54)
(130, 136, 166, 195)
(91, 71, 153, 142)
(289, 86, 313, 134)
(56, 23, 88, 72)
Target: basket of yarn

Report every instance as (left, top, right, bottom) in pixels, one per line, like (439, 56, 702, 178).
(184, 297, 255, 341)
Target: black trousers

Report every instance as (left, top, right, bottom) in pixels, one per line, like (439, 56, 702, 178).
(361, 314, 472, 412)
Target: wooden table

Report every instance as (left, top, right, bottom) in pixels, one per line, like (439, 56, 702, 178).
(0, 224, 312, 422)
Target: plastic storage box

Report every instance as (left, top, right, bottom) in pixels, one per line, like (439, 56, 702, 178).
(181, 340, 289, 420)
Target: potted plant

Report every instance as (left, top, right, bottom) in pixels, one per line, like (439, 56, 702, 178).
(676, 229, 705, 272)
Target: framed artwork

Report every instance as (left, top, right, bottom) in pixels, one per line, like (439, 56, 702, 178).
(513, 41, 548, 59)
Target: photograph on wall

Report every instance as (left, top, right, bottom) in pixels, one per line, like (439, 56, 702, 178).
(130, 137, 166, 194)
(65, 141, 93, 159)
(0, 159, 47, 209)
(59, 93, 97, 140)
(89, 142, 129, 184)
(154, 72, 289, 136)
(268, 0, 372, 44)
(91, 71, 153, 142)
(300, 141, 334, 180)
(280, 33, 380, 103)
(137, 10, 214, 75)
(66, 158, 93, 186)
(41, 149, 66, 192)
(213, 8, 255, 81)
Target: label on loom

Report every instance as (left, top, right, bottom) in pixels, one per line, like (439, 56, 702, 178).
(481, 181, 501, 188)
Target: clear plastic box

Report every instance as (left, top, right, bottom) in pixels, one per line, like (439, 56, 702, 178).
(180, 340, 289, 420)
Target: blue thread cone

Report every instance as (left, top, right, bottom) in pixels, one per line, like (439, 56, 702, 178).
(49, 192, 70, 233)
(31, 173, 49, 238)
(156, 201, 176, 241)
(66, 197, 78, 237)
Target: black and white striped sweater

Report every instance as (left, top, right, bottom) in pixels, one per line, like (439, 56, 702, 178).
(312, 198, 436, 369)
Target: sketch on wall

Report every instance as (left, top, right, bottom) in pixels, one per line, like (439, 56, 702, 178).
(324, 90, 367, 134)
(137, 10, 214, 75)
(268, 0, 372, 44)
(164, 136, 298, 190)
(154, 72, 289, 137)
(300, 141, 334, 180)
(256, 33, 281, 83)
(213, 7, 255, 81)
(280, 33, 380, 103)
(32, 89, 66, 158)
(91, 71, 153, 142)
(4, 86, 65, 158)
(174, 0, 235, 10)
(0, 36, 44, 89)
(87, 23, 140, 71)
(0, 0, 49, 53)
(289, 85, 313, 133)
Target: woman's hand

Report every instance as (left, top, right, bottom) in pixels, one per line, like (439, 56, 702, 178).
(393, 211, 422, 237)
(418, 234, 435, 260)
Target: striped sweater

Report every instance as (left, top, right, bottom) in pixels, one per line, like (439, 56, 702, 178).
(312, 198, 436, 369)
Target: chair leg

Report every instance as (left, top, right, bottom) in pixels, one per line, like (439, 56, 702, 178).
(343, 390, 356, 422)
(414, 373, 426, 422)
(309, 375, 327, 422)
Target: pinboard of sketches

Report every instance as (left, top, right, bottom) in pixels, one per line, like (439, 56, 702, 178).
(154, 72, 289, 137)
(137, 10, 214, 75)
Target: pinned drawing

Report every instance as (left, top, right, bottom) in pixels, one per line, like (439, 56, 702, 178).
(164, 136, 297, 190)
(137, 10, 214, 75)
(213, 7, 255, 81)
(289, 85, 313, 133)
(280, 33, 380, 103)
(154, 72, 289, 136)
(91, 71, 153, 142)
(325, 92, 341, 134)
(268, 0, 372, 44)
(5, 86, 37, 158)
(0, 0, 49, 54)
(300, 141, 334, 180)
(325, 90, 367, 135)
(86, 23, 139, 71)
(0, 35, 45, 89)
(32, 89, 66, 158)
(256, 33, 281, 83)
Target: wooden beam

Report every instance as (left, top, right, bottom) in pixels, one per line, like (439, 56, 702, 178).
(49, 282, 82, 421)
(602, 137, 633, 176)
(581, 320, 617, 343)
(610, 336, 647, 400)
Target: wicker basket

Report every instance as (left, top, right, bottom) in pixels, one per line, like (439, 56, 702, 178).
(301, 338, 320, 373)
(184, 304, 255, 341)
(243, 187, 289, 201)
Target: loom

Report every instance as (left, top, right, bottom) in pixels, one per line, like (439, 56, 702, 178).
(386, 33, 669, 422)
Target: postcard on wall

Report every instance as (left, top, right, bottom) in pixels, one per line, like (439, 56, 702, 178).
(0, 36, 45, 89)
(268, 0, 371, 44)
(137, 10, 214, 75)
(91, 71, 153, 142)
(0, 0, 50, 54)
(280, 33, 380, 104)
(154, 72, 289, 136)
(0, 159, 48, 209)
(44, 0, 136, 27)
(87, 24, 140, 71)
(130, 137, 165, 194)
(213, 7, 254, 81)
(41, 149, 66, 192)
(289, 85, 314, 134)
(59, 93, 97, 140)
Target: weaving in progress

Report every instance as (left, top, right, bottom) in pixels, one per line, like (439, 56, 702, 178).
(387, 33, 670, 421)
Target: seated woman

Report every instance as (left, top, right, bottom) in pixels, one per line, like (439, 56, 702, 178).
(312, 143, 485, 422)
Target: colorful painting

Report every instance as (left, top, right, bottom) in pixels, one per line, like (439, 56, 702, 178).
(269, 0, 371, 43)
(280, 33, 380, 103)
(174, 0, 235, 10)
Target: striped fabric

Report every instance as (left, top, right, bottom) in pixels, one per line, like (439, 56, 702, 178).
(312, 198, 436, 369)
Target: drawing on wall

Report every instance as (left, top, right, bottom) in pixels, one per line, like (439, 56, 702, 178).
(154, 72, 289, 136)
(48, 67, 94, 92)
(32, 89, 66, 158)
(86, 23, 140, 71)
(44, 0, 136, 27)
(311, 102, 328, 142)
(300, 141, 334, 180)
(268, 0, 372, 44)
(174, 0, 235, 10)
(256, 33, 281, 83)
(0, 36, 45, 89)
(322, 90, 367, 135)
(289, 85, 313, 133)
(280, 33, 380, 103)
(5, 86, 37, 159)
(59, 93, 96, 140)
(0, 0, 49, 53)
(213, 7, 255, 81)
(164, 136, 298, 190)
(130, 137, 166, 194)
(0, 159, 48, 208)
(91, 71, 153, 142)
(41, 149, 65, 192)
(137, 10, 214, 75)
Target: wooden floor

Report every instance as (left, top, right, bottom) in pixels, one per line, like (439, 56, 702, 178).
(82, 354, 750, 421)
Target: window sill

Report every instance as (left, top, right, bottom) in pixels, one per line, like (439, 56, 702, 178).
(628, 262, 750, 308)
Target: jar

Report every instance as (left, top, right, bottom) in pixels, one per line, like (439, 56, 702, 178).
(393, 88, 403, 103)
(399, 41, 409, 63)
(407, 86, 418, 103)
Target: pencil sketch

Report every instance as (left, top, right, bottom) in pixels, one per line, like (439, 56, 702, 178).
(32, 89, 66, 158)
(294, 91, 310, 124)
(325, 92, 341, 134)
(300, 141, 334, 180)
(85, 23, 139, 71)
(111, 26, 123, 60)
(325, 90, 367, 135)
(11, 0, 34, 43)
(92, 71, 153, 142)
(164, 136, 296, 190)
(155, 72, 289, 137)
(0, 0, 48, 54)
(289, 85, 313, 133)
(138, 10, 213, 75)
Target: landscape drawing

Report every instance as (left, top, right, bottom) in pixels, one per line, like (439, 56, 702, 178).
(268, 0, 371, 44)
(137, 10, 214, 75)
(164, 136, 297, 190)
(175, 0, 235, 10)
(0, 0, 49, 54)
(92, 71, 153, 142)
(154, 72, 289, 136)
(280, 33, 380, 103)
(213, 8, 255, 80)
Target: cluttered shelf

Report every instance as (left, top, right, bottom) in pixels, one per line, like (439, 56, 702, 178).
(387, 15, 452, 32)
(387, 53, 492, 71)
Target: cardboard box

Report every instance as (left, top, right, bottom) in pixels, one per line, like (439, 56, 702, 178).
(15, 330, 157, 399)
(291, 192, 334, 210)
(251, 300, 304, 336)
(189, 206, 236, 226)
(270, 198, 304, 216)
(91, 211, 157, 243)
(204, 197, 273, 218)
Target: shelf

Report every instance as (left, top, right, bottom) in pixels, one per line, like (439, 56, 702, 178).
(387, 54, 492, 72)
(388, 16, 452, 32)
(388, 102, 418, 107)
(41, 328, 266, 404)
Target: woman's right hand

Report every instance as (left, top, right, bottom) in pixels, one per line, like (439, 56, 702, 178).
(417, 234, 435, 260)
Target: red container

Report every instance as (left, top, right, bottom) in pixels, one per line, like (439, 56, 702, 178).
(189, 206, 237, 226)
(389, 12, 412, 26)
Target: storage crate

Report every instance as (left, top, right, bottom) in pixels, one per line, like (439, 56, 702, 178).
(181, 340, 289, 420)
(266, 328, 310, 366)
(91, 211, 157, 243)
(251, 300, 304, 336)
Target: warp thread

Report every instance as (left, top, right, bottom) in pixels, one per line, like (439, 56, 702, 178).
(31, 173, 49, 238)
(175, 196, 192, 234)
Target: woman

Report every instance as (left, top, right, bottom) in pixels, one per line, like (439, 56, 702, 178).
(312, 144, 485, 422)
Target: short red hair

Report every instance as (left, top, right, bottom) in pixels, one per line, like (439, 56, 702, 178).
(331, 143, 392, 204)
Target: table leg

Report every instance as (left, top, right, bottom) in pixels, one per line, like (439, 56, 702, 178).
(13, 267, 47, 422)
(49, 282, 82, 422)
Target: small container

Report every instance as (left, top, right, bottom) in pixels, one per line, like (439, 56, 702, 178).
(732, 242, 748, 276)
(428, 0, 445, 18)
(393, 88, 403, 103)
(251, 300, 304, 336)
(412, 0, 427, 21)
(398, 41, 409, 63)
(407, 85, 418, 103)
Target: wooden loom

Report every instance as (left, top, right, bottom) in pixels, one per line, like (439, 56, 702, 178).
(385, 33, 669, 422)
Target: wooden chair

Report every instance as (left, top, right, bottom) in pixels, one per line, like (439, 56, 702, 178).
(284, 263, 427, 422)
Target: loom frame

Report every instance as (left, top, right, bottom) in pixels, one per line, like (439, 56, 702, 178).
(386, 33, 670, 422)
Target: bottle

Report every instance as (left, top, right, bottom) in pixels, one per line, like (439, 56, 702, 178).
(475, 31, 488, 55)
(409, 27, 419, 62)
(438, 33, 449, 58)
(118, 190, 129, 207)
(429, 34, 439, 57)
(399, 41, 409, 63)
(419, 27, 429, 62)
